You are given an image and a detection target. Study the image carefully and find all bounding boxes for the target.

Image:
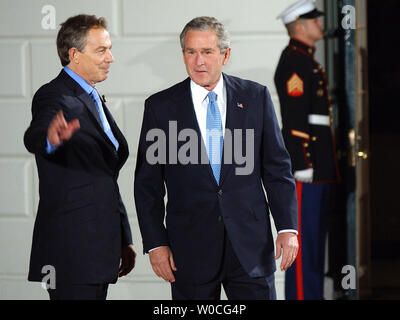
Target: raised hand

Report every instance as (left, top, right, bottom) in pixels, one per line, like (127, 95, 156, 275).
(47, 110, 80, 146)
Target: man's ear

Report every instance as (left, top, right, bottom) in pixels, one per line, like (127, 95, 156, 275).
(296, 20, 307, 35)
(222, 47, 231, 66)
(68, 47, 79, 64)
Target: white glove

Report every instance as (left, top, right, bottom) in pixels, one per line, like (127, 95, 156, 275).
(294, 168, 313, 183)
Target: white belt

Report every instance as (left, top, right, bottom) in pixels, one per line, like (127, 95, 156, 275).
(308, 114, 330, 126)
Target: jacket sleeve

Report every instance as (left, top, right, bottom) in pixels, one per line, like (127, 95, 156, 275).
(117, 192, 133, 246)
(134, 99, 169, 254)
(23, 87, 62, 157)
(276, 63, 313, 172)
(261, 87, 298, 232)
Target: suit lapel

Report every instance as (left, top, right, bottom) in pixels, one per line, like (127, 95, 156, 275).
(174, 75, 249, 187)
(78, 91, 104, 130)
(60, 70, 104, 130)
(172, 78, 218, 185)
(171, 78, 201, 136)
(81, 91, 120, 154)
(100, 97, 129, 162)
(60, 70, 123, 157)
(219, 74, 247, 186)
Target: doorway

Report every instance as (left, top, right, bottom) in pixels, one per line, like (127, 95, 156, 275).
(367, 0, 400, 299)
(325, 0, 400, 299)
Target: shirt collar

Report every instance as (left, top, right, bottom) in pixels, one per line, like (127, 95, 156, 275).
(190, 74, 225, 105)
(63, 66, 96, 95)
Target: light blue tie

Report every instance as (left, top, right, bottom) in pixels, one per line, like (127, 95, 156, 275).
(90, 88, 119, 150)
(206, 91, 223, 184)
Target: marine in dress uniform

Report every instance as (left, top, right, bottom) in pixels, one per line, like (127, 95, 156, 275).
(274, 0, 340, 300)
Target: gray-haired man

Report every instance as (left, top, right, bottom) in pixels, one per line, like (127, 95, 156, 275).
(134, 16, 299, 300)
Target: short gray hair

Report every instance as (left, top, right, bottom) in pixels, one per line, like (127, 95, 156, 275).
(180, 16, 231, 54)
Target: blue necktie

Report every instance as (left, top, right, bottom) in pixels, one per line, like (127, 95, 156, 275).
(206, 91, 223, 184)
(90, 88, 119, 150)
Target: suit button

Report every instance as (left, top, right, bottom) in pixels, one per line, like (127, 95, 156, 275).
(217, 189, 223, 197)
(218, 216, 223, 222)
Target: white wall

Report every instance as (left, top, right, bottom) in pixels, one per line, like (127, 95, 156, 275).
(0, 0, 324, 300)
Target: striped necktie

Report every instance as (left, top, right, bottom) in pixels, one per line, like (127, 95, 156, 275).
(206, 91, 223, 184)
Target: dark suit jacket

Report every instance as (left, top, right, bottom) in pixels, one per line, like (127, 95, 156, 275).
(24, 69, 132, 284)
(134, 73, 297, 284)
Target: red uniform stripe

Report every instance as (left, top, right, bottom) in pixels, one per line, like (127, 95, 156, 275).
(295, 181, 304, 300)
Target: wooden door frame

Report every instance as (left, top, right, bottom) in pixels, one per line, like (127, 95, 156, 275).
(354, 0, 371, 299)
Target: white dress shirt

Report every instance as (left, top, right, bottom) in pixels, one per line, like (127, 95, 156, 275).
(189, 76, 297, 236)
(190, 76, 227, 145)
(149, 76, 296, 252)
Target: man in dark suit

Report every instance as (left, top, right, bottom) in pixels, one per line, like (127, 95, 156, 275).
(24, 14, 136, 300)
(134, 16, 298, 300)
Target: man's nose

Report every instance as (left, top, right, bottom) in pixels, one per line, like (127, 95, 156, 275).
(195, 53, 204, 65)
(106, 50, 114, 63)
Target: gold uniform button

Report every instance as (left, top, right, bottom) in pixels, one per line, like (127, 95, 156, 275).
(312, 136, 317, 141)
(303, 143, 309, 148)
(306, 153, 311, 157)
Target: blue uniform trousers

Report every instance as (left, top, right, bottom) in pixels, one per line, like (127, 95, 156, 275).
(285, 182, 330, 300)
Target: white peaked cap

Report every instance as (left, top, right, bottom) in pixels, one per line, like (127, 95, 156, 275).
(277, 0, 322, 25)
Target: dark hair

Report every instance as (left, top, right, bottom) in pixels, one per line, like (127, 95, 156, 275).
(56, 14, 107, 66)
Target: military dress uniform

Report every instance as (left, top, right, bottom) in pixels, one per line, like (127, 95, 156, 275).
(275, 39, 339, 183)
(274, 3, 340, 299)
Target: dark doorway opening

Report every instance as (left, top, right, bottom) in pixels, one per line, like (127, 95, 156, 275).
(368, 0, 400, 299)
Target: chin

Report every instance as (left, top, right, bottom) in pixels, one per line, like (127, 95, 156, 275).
(192, 78, 208, 87)
(97, 76, 107, 84)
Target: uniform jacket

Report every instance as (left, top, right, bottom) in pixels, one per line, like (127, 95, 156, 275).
(274, 39, 340, 182)
(24, 69, 132, 284)
(134, 73, 298, 284)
